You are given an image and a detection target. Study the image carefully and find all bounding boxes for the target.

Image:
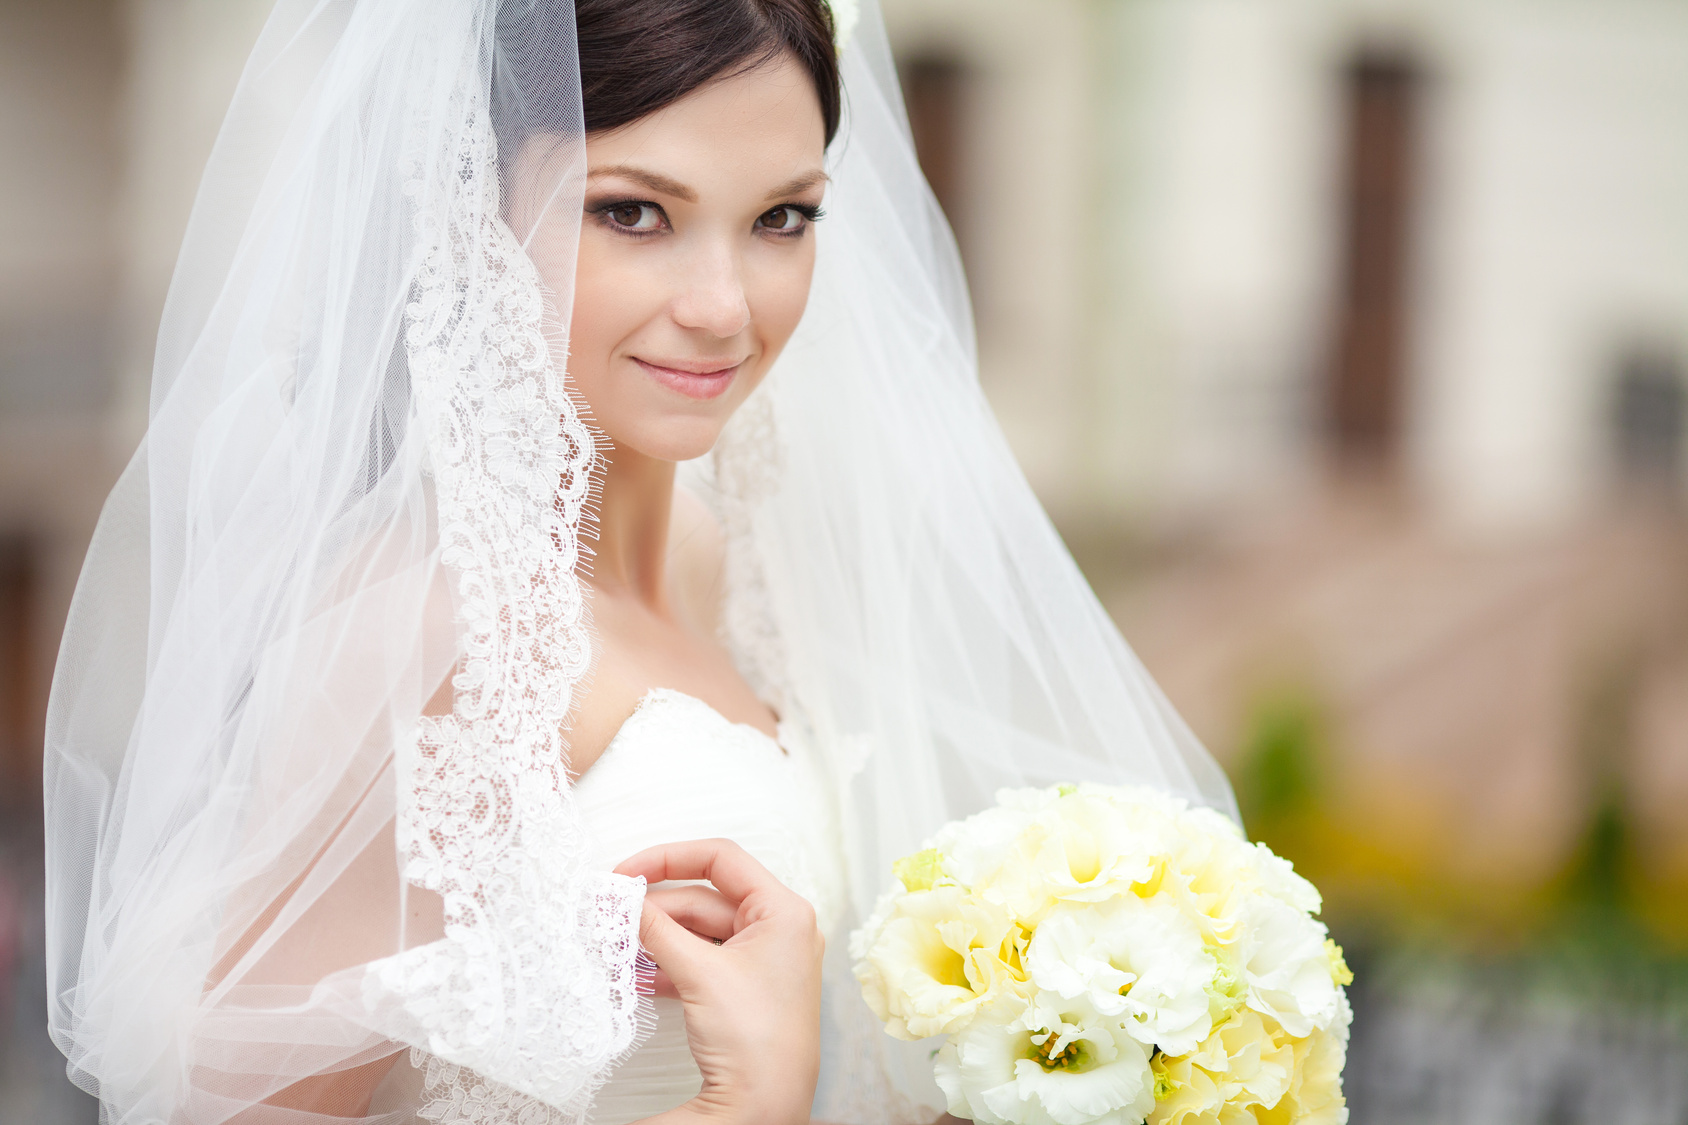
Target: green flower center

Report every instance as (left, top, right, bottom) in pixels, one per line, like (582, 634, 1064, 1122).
(1030, 1032, 1090, 1072)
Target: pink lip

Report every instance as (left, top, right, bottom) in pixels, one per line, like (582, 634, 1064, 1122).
(634, 357, 744, 401)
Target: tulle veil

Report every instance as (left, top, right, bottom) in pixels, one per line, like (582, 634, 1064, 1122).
(42, 0, 1237, 1121)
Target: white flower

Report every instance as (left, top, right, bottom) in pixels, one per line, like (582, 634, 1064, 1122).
(931, 800, 1042, 892)
(1247, 841, 1322, 916)
(1170, 802, 1241, 837)
(936, 994, 1155, 1125)
(1025, 896, 1215, 1056)
(1233, 893, 1342, 1038)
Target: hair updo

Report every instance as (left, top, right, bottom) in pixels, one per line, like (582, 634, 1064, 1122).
(495, 0, 842, 154)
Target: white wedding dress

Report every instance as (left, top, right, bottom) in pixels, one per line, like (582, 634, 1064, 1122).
(571, 688, 849, 1124)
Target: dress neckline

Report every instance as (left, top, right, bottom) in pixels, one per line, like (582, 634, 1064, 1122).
(617, 687, 788, 756)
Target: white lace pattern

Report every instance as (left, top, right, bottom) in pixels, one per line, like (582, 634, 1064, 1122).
(712, 387, 791, 711)
(362, 23, 645, 1121)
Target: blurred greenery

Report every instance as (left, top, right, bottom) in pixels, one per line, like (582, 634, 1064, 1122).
(1235, 692, 1325, 829)
(1230, 674, 1688, 1016)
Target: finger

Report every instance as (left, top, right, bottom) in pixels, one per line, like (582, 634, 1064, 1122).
(615, 838, 782, 905)
(636, 899, 711, 992)
(644, 964, 679, 1000)
(646, 884, 739, 942)
(634, 947, 681, 1000)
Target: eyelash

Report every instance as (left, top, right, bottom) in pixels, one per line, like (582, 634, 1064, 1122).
(585, 199, 826, 240)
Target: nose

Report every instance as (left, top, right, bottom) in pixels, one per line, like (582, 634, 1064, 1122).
(671, 245, 751, 339)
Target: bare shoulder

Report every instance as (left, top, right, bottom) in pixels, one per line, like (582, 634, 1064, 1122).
(667, 483, 728, 636)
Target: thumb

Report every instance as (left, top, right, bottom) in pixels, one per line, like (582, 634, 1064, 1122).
(638, 899, 709, 993)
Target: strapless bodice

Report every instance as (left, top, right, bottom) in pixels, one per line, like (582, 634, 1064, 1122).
(569, 689, 846, 1124)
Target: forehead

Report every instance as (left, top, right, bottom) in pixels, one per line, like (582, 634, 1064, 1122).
(584, 55, 826, 192)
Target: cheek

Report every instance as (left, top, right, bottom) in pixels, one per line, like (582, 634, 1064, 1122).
(565, 236, 654, 403)
(747, 241, 817, 360)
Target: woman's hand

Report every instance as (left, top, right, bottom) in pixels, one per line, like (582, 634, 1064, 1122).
(616, 839, 824, 1125)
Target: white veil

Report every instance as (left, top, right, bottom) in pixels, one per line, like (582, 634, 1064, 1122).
(43, 1, 1236, 1122)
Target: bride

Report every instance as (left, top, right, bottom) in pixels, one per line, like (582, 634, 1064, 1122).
(42, 0, 1236, 1122)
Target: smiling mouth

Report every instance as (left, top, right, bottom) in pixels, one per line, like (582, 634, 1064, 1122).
(634, 357, 745, 401)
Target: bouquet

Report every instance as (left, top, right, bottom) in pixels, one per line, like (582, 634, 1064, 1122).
(849, 784, 1352, 1125)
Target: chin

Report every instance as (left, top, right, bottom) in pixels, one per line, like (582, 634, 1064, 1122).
(611, 417, 731, 464)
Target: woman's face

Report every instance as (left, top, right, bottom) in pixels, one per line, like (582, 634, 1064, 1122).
(526, 55, 827, 463)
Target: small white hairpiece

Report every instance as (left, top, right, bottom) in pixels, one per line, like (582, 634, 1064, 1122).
(826, 0, 859, 52)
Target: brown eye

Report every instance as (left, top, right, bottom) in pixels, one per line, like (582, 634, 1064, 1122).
(758, 206, 805, 232)
(605, 203, 662, 231)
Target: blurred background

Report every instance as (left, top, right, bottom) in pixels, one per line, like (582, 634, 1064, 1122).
(1, 0, 1686, 1121)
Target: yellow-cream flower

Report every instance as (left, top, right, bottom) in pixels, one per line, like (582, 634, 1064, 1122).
(981, 787, 1173, 922)
(1148, 1008, 1295, 1125)
(850, 782, 1351, 1123)
(1258, 993, 1351, 1125)
(851, 884, 1024, 1039)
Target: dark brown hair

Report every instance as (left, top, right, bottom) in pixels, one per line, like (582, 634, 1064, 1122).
(495, 0, 841, 150)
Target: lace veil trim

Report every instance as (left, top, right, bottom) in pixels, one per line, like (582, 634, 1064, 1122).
(360, 17, 646, 1120)
(713, 387, 792, 713)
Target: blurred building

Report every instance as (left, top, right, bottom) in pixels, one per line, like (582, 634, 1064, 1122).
(0, 0, 272, 813)
(0, 2, 269, 1118)
(886, 0, 1688, 529)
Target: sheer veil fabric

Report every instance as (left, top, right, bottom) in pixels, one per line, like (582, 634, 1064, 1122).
(43, 1, 1237, 1122)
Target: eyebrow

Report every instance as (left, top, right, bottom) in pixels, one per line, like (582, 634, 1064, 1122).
(764, 171, 829, 201)
(586, 164, 830, 205)
(588, 164, 697, 203)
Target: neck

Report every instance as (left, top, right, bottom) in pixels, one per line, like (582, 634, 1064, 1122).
(588, 443, 675, 604)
